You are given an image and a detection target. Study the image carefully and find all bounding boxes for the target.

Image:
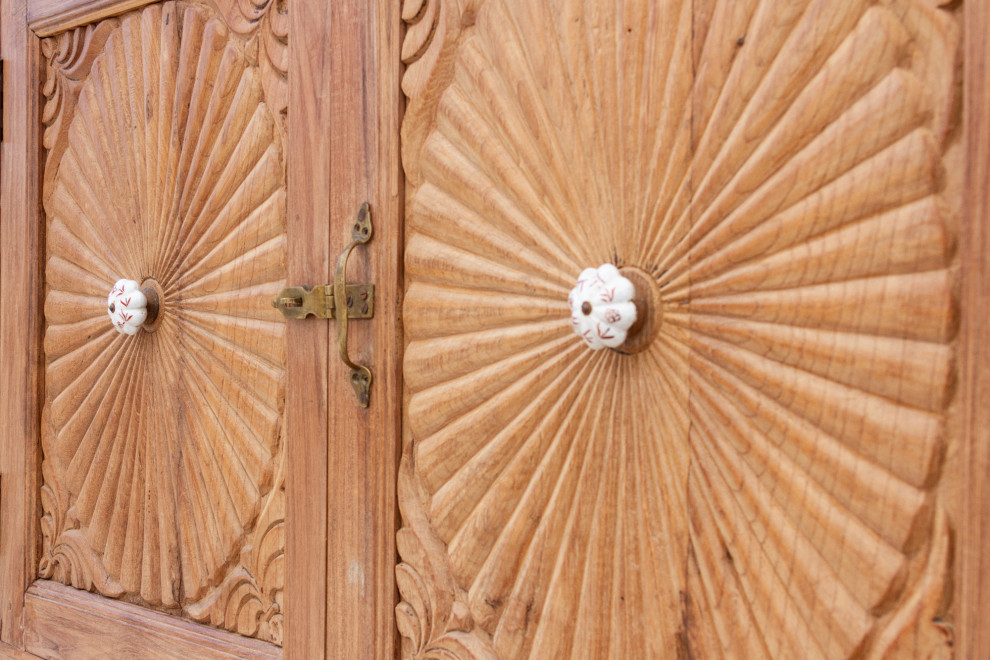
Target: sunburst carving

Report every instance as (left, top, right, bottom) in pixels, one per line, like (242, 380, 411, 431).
(39, 1, 286, 641)
(398, 0, 961, 658)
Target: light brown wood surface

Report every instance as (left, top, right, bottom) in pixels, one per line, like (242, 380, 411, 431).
(958, 0, 990, 657)
(396, 1, 965, 658)
(284, 0, 329, 656)
(36, 0, 287, 644)
(0, 0, 42, 648)
(2, 0, 989, 658)
(23, 581, 280, 659)
(323, 0, 402, 657)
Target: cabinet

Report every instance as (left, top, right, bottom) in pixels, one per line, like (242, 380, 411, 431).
(1, 0, 989, 658)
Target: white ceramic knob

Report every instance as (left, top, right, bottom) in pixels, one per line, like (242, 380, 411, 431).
(108, 279, 149, 335)
(569, 265, 638, 350)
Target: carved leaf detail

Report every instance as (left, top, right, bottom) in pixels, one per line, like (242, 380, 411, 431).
(212, 0, 288, 124)
(399, 0, 960, 658)
(40, 1, 286, 644)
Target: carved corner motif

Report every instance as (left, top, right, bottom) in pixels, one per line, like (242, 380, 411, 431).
(400, 0, 490, 185)
(41, 21, 117, 206)
(184, 451, 286, 645)
(211, 0, 288, 130)
(396, 457, 497, 660)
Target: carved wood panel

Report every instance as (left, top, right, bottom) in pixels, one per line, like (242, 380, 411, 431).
(39, 0, 288, 644)
(397, 0, 962, 657)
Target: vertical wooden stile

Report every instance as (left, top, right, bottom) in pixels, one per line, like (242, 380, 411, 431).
(0, 0, 40, 647)
(325, 0, 401, 657)
(285, 0, 332, 657)
(959, 0, 990, 656)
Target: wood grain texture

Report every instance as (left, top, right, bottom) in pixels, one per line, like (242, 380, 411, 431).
(324, 0, 402, 657)
(957, 0, 990, 655)
(28, 0, 156, 38)
(37, 1, 286, 644)
(23, 581, 279, 660)
(0, 0, 42, 647)
(396, 1, 963, 658)
(284, 0, 330, 656)
(0, 640, 40, 660)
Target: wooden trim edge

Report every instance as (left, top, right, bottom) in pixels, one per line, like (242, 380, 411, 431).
(0, 640, 37, 659)
(958, 0, 990, 656)
(24, 581, 281, 660)
(28, 0, 155, 37)
(0, 0, 42, 648)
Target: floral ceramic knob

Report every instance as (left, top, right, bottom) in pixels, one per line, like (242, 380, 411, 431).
(108, 279, 160, 335)
(569, 265, 638, 350)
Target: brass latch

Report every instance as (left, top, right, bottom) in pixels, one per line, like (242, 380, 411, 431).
(271, 284, 374, 320)
(272, 203, 375, 407)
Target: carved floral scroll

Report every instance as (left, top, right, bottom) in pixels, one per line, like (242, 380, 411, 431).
(39, 0, 287, 644)
(398, 0, 962, 657)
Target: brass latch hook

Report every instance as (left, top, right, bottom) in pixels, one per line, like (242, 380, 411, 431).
(272, 203, 375, 407)
(334, 203, 373, 407)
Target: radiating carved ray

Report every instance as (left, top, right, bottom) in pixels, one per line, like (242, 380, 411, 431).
(421, 132, 582, 275)
(526, 362, 621, 658)
(404, 284, 568, 341)
(490, 359, 608, 658)
(662, 78, 936, 282)
(690, 269, 956, 344)
(690, 452, 829, 660)
(417, 341, 585, 494)
(688, 330, 943, 489)
(439, 350, 596, 579)
(49, 152, 123, 272)
(572, 366, 624, 658)
(181, 310, 285, 369)
(47, 255, 114, 299)
(687, 197, 951, 299)
(691, 402, 876, 658)
(157, 41, 244, 277)
(410, 335, 576, 440)
(405, 320, 570, 391)
(479, 356, 605, 650)
(664, 143, 943, 299)
(631, 0, 693, 266)
(172, 141, 282, 280)
(406, 233, 569, 298)
(687, 473, 776, 659)
(688, 315, 955, 414)
(176, 318, 282, 425)
(45, 317, 112, 362)
(690, 370, 907, 611)
(686, 2, 877, 227)
(167, 100, 275, 277)
(178, 236, 285, 298)
(154, 13, 223, 275)
(408, 184, 574, 287)
(439, 46, 587, 266)
(66, 341, 141, 502)
(177, 189, 285, 288)
(48, 333, 123, 430)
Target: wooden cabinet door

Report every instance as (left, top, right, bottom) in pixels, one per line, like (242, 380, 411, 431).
(393, 0, 989, 658)
(0, 0, 340, 657)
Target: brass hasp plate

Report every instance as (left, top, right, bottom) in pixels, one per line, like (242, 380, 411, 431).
(271, 284, 375, 320)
